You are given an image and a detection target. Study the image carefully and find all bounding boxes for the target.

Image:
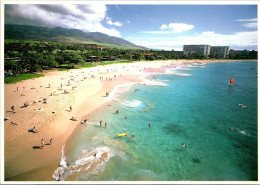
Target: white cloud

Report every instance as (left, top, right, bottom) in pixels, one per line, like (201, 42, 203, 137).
(160, 23, 194, 33)
(129, 31, 257, 51)
(140, 22, 194, 34)
(235, 18, 257, 22)
(5, 4, 121, 37)
(139, 31, 173, 34)
(242, 22, 258, 28)
(160, 24, 168, 30)
(234, 18, 258, 29)
(106, 17, 122, 27)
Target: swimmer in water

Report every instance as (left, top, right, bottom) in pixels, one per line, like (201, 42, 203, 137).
(182, 143, 187, 147)
(239, 104, 247, 108)
(218, 120, 223, 124)
(130, 135, 137, 141)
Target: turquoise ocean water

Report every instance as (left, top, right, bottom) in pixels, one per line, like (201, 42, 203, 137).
(54, 61, 257, 181)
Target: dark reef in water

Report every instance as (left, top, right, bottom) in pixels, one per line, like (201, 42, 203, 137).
(192, 157, 201, 164)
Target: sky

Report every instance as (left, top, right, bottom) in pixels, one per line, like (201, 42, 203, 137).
(4, 4, 258, 51)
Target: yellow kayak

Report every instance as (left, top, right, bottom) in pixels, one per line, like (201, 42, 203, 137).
(118, 133, 127, 136)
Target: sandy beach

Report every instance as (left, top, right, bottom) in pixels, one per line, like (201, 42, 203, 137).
(3, 59, 250, 181)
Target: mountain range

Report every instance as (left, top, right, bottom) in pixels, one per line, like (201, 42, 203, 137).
(5, 24, 143, 49)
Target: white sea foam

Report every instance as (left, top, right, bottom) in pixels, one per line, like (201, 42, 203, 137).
(141, 79, 168, 86)
(52, 146, 113, 181)
(187, 64, 206, 68)
(52, 145, 67, 181)
(105, 82, 137, 102)
(105, 76, 168, 102)
(165, 68, 191, 76)
(60, 145, 67, 168)
(179, 67, 193, 70)
(237, 130, 251, 136)
(121, 99, 142, 108)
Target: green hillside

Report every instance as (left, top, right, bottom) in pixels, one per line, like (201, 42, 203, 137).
(5, 24, 144, 49)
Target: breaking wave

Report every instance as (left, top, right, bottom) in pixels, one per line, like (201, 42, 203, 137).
(165, 68, 191, 76)
(141, 79, 168, 86)
(121, 99, 142, 108)
(105, 82, 137, 102)
(52, 146, 113, 181)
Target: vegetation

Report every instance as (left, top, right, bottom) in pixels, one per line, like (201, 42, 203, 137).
(4, 25, 258, 84)
(4, 39, 257, 78)
(5, 24, 142, 49)
(4, 73, 44, 84)
(228, 50, 258, 60)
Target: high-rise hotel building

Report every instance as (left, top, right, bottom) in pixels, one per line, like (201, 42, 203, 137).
(183, 45, 230, 58)
(183, 45, 211, 56)
(210, 46, 230, 59)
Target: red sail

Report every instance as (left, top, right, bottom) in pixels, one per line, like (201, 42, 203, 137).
(230, 78, 235, 84)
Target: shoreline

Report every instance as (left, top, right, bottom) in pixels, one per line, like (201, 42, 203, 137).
(3, 59, 256, 181)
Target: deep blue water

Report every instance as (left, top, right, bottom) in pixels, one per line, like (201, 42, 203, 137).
(60, 61, 257, 181)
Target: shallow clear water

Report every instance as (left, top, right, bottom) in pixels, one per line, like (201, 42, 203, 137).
(60, 61, 257, 181)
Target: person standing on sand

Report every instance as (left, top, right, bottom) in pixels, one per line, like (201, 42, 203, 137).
(50, 138, 52, 145)
(69, 105, 72, 112)
(41, 139, 45, 148)
(100, 121, 102, 126)
(17, 87, 18, 91)
(11, 106, 14, 112)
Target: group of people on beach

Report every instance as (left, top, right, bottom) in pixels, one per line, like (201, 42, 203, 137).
(6, 65, 146, 155)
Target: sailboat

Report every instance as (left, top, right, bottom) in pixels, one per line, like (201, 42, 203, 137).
(229, 77, 235, 85)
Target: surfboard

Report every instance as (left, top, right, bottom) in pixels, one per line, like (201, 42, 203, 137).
(118, 133, 127, 136)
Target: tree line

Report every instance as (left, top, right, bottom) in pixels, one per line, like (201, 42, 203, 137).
(4, 41, 257, 75)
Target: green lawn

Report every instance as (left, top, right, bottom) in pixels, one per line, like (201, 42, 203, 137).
(78, 60, 132, 68)
(5, 73, 44, 84)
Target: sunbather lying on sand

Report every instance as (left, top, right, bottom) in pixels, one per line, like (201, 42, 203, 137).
(70, 117, 77, 121)
(22, 102, 30, 107)
(11, 121, 18, 126)
(28, 127, 38, 133)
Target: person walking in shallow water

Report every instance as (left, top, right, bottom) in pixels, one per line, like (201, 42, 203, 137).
(100, 121, 102, 126)
(105, 122, 108, 127)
